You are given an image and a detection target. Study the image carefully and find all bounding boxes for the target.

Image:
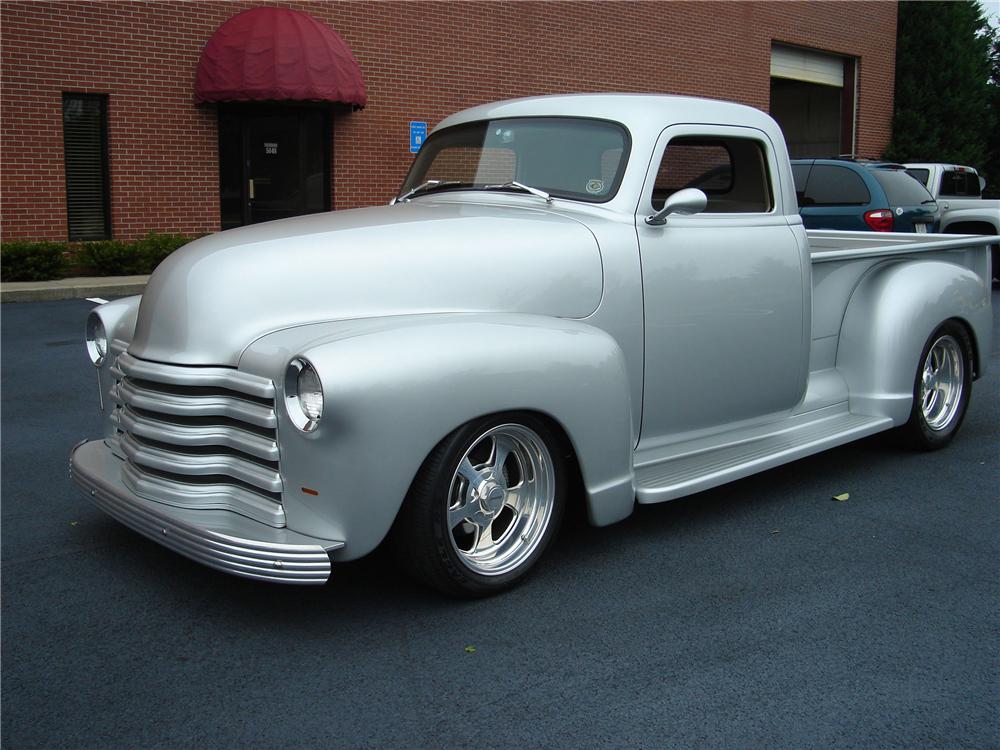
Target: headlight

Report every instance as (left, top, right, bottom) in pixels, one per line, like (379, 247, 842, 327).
(285, 358, 323, 432)
(86, 313, 108, 367)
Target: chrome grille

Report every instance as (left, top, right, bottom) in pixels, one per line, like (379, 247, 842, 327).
(109, 352, 284, 527)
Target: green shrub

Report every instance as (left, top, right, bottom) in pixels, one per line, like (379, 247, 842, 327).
(76, 232, 195, 276)
(134, 232, 193, 272)
(0, 241, 69, 281)
(76, 240, 147, 276)
(2, 232, 196, 280)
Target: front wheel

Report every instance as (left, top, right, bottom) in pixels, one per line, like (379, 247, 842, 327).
(391, 413, 566, 597)
(900, 321, 973, 450)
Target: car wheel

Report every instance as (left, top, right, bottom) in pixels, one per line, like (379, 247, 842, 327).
(901, 321, 973, 450)
(392, 413, 566, 597)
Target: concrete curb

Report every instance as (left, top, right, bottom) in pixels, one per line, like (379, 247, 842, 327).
(1, 275, 150, 303)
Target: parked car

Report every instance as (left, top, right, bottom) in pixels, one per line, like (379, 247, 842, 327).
(791, 158, 938, 233)
(901, 163, 999, 281)
(71, 95, 996, 597)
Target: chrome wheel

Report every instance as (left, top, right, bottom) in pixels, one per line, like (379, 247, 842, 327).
(446, 424, 555, 576)
(919, 334, 964, 431)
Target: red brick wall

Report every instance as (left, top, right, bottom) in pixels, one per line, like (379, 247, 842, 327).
(0, 0, 897, 242)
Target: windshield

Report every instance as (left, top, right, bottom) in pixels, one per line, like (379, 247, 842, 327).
(399, 117, 630, 203)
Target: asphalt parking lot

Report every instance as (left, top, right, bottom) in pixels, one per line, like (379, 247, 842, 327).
(2, 293, 998, 750)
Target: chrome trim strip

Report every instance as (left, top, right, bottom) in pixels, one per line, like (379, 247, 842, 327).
(115, 352, 275, 398)
(121, 460, 285, 527)
(112, 379, 277, 428)
(120, 432, 283, 494)
(113, 406, 279, 462)
(71, 440, 339, 585)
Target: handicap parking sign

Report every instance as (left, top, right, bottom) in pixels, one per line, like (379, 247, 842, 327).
(410, 121, 427, 154)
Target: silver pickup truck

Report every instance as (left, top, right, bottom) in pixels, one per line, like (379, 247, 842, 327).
(903, 162, 1000, 279)
(71, 94, 996, 596)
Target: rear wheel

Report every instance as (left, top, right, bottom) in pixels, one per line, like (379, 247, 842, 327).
(901, 322, 973, 450)
(392, 413, 566, 597)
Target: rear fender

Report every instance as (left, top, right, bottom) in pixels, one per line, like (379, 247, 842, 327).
(240, 314, 636, 560)
(836, 260, 990, 423)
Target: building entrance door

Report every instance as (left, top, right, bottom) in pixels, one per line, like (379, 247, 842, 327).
(219, 106, 330, 229)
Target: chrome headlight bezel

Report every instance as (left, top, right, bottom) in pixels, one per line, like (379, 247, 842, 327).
(86, 312, 109, 367)
(284, 357, 323, 432)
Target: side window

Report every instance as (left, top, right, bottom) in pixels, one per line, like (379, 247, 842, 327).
(905, 168, 931, 189)
(801, 165, 870, 206)
(652, 136, 773, 213)
(791, 163, 811, 204)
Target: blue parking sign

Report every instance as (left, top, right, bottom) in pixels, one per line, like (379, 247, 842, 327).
(409, 121, 427, 153)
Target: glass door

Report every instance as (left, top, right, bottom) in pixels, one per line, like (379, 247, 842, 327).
(219, 106, 330, 229)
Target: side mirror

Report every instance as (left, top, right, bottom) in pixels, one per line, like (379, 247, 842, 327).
(978, 176, 987, 192)
(645, 188, 708, 226)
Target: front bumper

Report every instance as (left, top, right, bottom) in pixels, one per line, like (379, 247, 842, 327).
(70, 439, 343, 584)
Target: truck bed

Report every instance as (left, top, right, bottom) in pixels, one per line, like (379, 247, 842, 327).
(808, 230, 996, 377)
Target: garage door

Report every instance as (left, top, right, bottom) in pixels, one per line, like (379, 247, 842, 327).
(770, 45, 844, 87)
(770, 44, 854, 159)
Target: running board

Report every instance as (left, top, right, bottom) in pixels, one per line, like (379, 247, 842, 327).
(634, 412, 892, 504)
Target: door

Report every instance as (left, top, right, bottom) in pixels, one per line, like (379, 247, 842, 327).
(219, 106, 330, 229)
(637, 125, 810, 447)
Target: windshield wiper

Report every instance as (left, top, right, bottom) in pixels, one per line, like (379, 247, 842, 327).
(921, 199, 938, 205)
(393, 179, 466, 204)
(482, 180, 553, 203)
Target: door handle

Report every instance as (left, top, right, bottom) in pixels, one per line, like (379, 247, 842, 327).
(248, 179, 255, 200)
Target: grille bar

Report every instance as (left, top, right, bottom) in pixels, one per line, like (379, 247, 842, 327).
(120, 433, 282, 494)
(121, 462, 284, 526)
(113, 405, 279, 462)
(113, 352, 275, 398)
(111, 379, 276, 428)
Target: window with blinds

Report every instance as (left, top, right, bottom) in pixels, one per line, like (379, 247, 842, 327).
(62, 93, 110, 240)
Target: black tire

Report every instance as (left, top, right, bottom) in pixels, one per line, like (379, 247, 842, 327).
(900, 321, 973, 450)
(390, 412, 566, 597)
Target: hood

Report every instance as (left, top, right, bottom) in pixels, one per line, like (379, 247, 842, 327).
(130, 201, 603, 365)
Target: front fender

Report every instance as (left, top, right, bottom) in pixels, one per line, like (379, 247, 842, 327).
(836, 260, 991, 423)
(240, 314, 636, 560)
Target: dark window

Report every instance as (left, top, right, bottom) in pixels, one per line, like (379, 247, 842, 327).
(937, 170, 982, 198)
(869, 168, 936, 206)
(905, 168, 931, 189)
(218, 106, 330, 229)
(653, 136, 772, 213)
(791, 163, 811, 204)
(62, 93, 110, 240)
(800, 164, 870, 206)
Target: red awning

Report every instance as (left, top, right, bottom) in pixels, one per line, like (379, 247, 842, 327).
(195, 7, 366, 107)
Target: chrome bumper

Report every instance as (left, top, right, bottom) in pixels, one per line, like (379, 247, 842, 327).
(70, 439, 343, 585)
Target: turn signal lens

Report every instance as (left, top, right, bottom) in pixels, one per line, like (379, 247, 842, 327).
(864, 209, 894, 232)
(86, 313, 108, 366)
